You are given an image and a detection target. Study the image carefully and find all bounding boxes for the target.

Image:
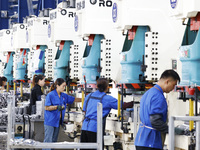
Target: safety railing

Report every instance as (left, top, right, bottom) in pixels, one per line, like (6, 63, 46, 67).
(169, 116, 200, 150)
(7, 94, 103, 150)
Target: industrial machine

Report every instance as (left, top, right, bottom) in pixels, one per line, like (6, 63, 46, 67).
(11, 22, 32, 117)
(0, 25, 33, 141)
(26, 10, 56, 80)
(165, 1, 200, 150)
(12, 23, 29, 81)
(110, 0, 187, 149)
(75, 0, 125, 85)
(48, 1, 86, 82)
(0, 29, 15, 87)
(2, 0, 200, 150)
(112, 0, 185, 83)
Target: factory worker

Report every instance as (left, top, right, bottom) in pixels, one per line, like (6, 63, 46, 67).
(43, 78, 81, 150)
(80, 78, 134, 150)
(135, 69, 180, 150)
(0, 76, 7, 91)
(29, 74, 45, 114)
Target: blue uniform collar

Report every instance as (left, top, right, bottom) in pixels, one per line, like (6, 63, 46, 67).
(154, 84, 163, 94)
(93, 90, 106, 97)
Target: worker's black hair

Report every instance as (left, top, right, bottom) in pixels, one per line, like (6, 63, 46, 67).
(0, 76, 7, 86)
(32, 74, 45, 87)
(50, 78, 65, 92)
(97, 78, 109, 92)
(160, 69, 180, 83)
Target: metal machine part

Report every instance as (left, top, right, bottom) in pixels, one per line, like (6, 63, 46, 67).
(0, 93, 8, 108)
(175, 124, 190, 136)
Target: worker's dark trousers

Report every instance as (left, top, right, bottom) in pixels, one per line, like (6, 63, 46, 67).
(80, 130, 104, 150)
(136, 146, 162, 150)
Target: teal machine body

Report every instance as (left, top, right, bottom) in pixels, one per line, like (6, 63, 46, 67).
(81, 34, 104, 84)
(120, 26, 149, 83)
(4, 52, 15, 85)
(15, 49, 29, 80)
(54, 41, 72, 81)
(33, 45, 46, 76)
(179, 19, 200, 85)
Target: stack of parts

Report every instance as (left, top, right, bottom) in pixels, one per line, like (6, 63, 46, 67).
(0, 132, 7, 149)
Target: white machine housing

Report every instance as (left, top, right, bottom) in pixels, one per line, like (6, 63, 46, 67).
(26, 16, 50, 49)
(49, 2, 77, 44)
(0, 29, 14, 53)
(169, 0, 200, 19)
(113, 0, 185, 80)
(76, 0, 125, 82)
(49, 2, 86, 80)
(0, 29, 14, 77)
(12, 23, 29, 51)
(76, 0, 116, 37)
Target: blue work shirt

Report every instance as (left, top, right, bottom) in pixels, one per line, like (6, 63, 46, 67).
(44, 89, 75, 127)
(82, 90, 118, 132)
(134, 84, 167, 149)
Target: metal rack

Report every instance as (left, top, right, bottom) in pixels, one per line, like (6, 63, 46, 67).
(169, 116, 200, 150)
(7, 94, 104, 150)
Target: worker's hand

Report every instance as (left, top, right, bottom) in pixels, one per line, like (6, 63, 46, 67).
(122, 101, 134, 109)
(57, 105, 65, 111)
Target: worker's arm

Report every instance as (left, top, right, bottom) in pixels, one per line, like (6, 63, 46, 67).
(74, 97, 82, 102)
(45, 106, 57, 111)
(35, 87, 42, 101)
(150, 114, 168, 133)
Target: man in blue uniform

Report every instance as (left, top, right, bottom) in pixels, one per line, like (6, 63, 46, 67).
(135, 69, 180, 150)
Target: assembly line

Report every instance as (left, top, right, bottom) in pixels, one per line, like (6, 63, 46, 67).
(0, 0, 200, 150)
